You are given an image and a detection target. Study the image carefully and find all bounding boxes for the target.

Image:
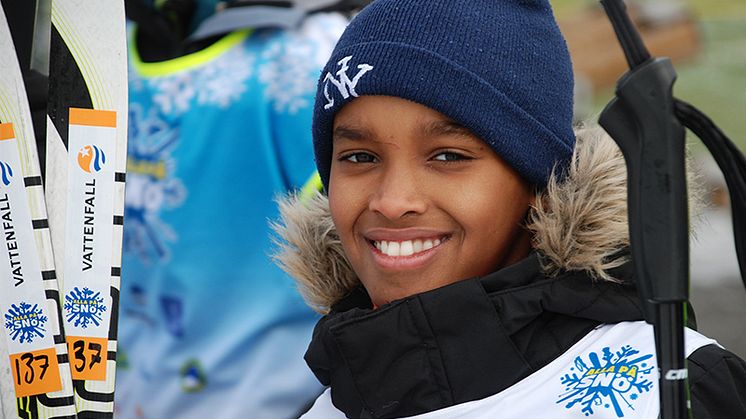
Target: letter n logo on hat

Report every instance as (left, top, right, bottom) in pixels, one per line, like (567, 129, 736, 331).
(323, 56, 373, 110)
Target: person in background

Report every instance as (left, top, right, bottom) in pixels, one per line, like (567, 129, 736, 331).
(116, 1, 363, 417)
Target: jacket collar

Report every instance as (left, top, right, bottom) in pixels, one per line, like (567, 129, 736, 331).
(305, 254, 645, 418)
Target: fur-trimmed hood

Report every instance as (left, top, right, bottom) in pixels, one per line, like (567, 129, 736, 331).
(273, 124, 700, 314)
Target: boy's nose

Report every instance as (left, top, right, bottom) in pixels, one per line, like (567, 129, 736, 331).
(367, 165, 427, 220)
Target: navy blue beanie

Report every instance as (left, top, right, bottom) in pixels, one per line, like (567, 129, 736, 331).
(313, 0, 575, 189)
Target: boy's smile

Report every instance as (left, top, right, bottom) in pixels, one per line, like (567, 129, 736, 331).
(329, 96, 535, 307)
(366, 227, 449, 269)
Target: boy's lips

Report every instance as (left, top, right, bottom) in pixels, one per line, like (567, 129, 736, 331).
(372, 237, 444, 257)
(363, 228, 451, 270)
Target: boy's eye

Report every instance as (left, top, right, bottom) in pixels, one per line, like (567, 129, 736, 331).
(432, 151, 470, 162)
(342, 152, 378, 163)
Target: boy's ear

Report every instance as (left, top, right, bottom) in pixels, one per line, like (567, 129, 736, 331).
(528, 185, 541, 210)
(525, 187, 542, 225)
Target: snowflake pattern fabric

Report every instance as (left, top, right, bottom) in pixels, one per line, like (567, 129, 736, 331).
(125, 14, 343, 264)
(117, 12, 348, 419)
(148, 46, 255, 116)
(259, 13, 349, 114)
(123, 104, 185, 263)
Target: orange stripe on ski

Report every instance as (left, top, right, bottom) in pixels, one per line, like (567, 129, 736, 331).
(0, 123, 15, 140)
(69, 108, 117, 128)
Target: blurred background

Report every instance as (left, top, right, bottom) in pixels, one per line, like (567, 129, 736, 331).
(553, 0, 746, 359)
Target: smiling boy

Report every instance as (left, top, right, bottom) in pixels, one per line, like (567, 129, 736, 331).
(330, 96, 535, 305)
(275, 0, 746, 418)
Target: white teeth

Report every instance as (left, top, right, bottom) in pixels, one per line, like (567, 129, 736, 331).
(375, 238, 444, 256)
(400, 241, 414, 256)
(387, 241, 400, 257)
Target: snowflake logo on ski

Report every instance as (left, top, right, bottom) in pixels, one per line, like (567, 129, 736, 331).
(4, 302, 48, 344)
(64, 287, 107, 328)
(556, 344, 654, 417)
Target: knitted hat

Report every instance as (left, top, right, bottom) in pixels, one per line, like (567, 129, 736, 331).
(313, 0, 575, 190)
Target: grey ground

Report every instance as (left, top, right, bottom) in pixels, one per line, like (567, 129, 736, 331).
(690, 208, 746, 358)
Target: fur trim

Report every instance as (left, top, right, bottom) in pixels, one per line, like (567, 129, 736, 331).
(273, 124, 702, 313)
(272, 193, 357, 313)
(527, 125, 630, 281)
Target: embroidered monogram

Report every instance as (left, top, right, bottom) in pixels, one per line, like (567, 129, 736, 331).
(323, 56, 374, 110)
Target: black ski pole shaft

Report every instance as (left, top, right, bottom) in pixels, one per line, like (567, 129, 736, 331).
(600, 0, 650, 68)
(598, 1, 690, 418)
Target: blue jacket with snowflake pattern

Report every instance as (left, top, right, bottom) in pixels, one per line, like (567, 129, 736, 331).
(116, 12, 349, 419)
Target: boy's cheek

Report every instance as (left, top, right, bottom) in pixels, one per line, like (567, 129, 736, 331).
(328, 181, 363, 244)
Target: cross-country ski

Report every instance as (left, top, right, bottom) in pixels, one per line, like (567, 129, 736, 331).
(0, 4, 77, 418)
(44, 0, 128, 416)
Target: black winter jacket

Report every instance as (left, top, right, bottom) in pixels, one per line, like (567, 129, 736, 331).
(303, 254, 746, 418)
(274, 126, 746, 418)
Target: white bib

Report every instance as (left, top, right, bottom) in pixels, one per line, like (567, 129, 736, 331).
(302, 321, 718, 419)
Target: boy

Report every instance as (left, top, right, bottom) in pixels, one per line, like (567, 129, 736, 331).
(275, 0, 746, 417)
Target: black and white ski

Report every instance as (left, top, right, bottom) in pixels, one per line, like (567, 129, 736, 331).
(44, 0, 128, 416)
(0, 4, 78, 418)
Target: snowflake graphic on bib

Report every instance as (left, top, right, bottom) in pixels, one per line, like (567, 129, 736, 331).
(557, 344, 654, 417)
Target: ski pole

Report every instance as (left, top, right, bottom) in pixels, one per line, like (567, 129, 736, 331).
(597, 1, 689, 418)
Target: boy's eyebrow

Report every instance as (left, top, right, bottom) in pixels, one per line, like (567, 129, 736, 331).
(333, 120, 477, 142)
(422, 120, 478, 140)
(332, 125, 371, 142)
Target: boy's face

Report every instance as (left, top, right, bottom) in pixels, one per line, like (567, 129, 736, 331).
(329, 96, 534, 307)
